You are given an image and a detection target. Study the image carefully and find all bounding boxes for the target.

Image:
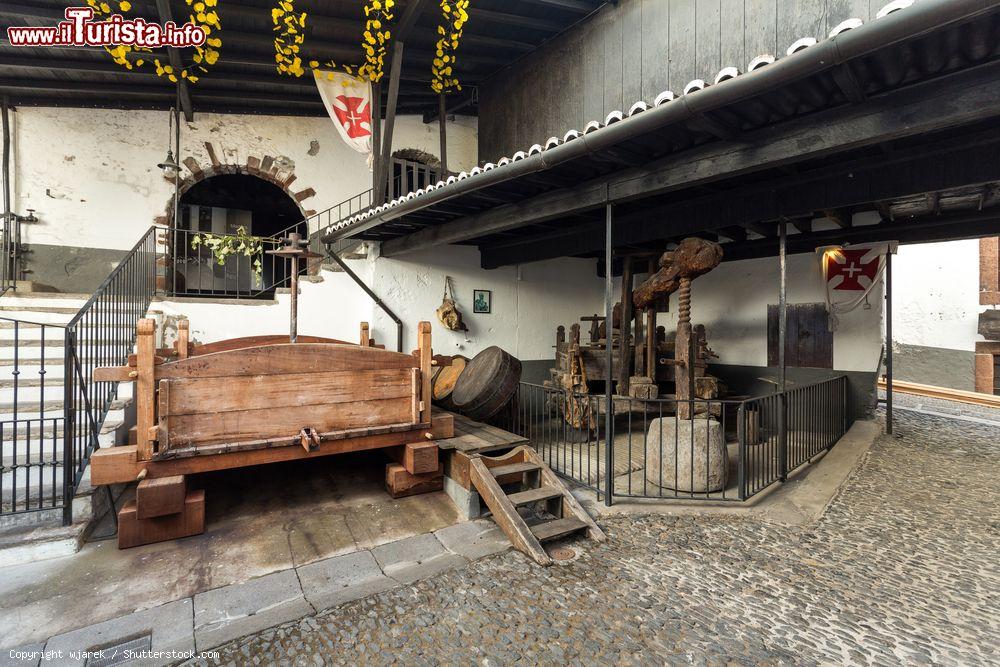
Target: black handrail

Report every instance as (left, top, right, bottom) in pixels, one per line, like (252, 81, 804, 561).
(62, 225, 158, 524)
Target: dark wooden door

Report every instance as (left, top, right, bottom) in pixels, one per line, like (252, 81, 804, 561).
(767, 303, 834, 369)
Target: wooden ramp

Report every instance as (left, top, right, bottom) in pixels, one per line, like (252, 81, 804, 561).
(469, 445, 606, 566)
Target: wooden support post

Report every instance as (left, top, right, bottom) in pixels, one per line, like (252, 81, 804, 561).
(176, 319, 189, 359)
(136, 318, 156, 461)
(360, 321, 370, 347)
(618, 256, 634, 395)
(438, 92, 448, 175)
(371, 81, 382, 197)
(418, 321, 433, 424)
(377, 43, 404, 203)
(645, 308, 656, 378)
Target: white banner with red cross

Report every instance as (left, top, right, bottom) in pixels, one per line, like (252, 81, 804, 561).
(313, 70, 374, 170)
(818, 241, 897, 329)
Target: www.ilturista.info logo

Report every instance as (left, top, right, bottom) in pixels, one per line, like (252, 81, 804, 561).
(6, 7, 207, 48)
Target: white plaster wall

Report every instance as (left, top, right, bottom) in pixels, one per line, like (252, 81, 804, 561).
(651, 253, 885, 373)
(12, 107, 478, 250)
(149, 245, 606, 362)
(367, 244, 605, 360)
(891, 239, 982, 351)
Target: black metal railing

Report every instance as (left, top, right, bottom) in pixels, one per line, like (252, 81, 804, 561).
(0, 317, 65, 515)
(497, 375, 852, 503)
(62, 226, 158, 524)
(169, 218, 309, 299)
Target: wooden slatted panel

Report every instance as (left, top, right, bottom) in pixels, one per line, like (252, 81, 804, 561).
(161, 368, 419, 447)
(154, 344, 419, 380)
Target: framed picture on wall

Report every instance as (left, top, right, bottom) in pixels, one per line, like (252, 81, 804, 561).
(473, 289, 492, 314)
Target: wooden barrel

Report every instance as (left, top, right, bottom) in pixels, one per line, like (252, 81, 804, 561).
(432, 355, 468, 409)
(451, 347, 522, 421)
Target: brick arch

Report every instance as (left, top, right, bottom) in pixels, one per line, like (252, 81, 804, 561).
(155, 141, 318, 226)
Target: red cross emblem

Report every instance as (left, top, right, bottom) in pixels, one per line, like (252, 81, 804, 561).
(826, 248, 879, 290)
(332, 95, 371, 139)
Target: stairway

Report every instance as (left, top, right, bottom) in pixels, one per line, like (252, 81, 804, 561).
(0, 292, 133, 563)
(469, 445, 606, 566)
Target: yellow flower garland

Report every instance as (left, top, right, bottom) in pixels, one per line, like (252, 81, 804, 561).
(82, 0, 221, 85)
(431, 0, 469, 93)
(273, 0, 393, 83)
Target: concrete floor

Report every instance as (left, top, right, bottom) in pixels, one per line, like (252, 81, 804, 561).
(0, 451, 462, 647)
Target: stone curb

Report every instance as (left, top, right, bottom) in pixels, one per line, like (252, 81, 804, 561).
(1, 519, 510, 666)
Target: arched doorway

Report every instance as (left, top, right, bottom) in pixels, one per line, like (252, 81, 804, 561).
(174, 174, 304, 297)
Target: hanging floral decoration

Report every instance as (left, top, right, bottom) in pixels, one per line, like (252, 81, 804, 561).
(431, 0, 469, 93)
(83, 0, 221, 84)
(272, 0, 393, 83)
(191, 226, 264, 279)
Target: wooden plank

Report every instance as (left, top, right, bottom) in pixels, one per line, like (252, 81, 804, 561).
(163, 369, 415, 416)
(190, 335, 353, 356)
(640, 0, 670, 102)
(744, 0, 777, 59)
(603, 6, 624, 115)
(164, 397, 416, 447)
(694, 0, 722, 85)
(877, 377, 1000, 408)
(668, 0, 696, 92)
(385, 462, 443, 499)
(530, 517, 587, 542)
(469, 457, 551, 566)
(153, 344, 419, 380)
(135, 475, 186, 519)
(135, 318, 156, 461)
(720, 0, 746, 69)
(90, 414, 455, 485)
(118, 489, 204, 549)
(507, 486, 563, 507)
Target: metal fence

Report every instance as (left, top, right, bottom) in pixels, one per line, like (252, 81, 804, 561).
(496, 375, 851, 503)
(0, 317, 65, 516)
(169, 218, 310, 299)
(62, 226, 158, 524)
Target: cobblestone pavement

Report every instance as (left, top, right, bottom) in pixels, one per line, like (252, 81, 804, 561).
(188, 410, 999, 666)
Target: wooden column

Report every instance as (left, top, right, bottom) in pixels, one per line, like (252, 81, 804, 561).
(371, 81, 382, 197)
(438, 93, 448, 175)
(418, 321, 432, 424)
(376, 43, 404, 204)
(360, 321, 370, 347)
(176, 319, 189, 359)
(618, 256, 634, 394)
(136, 318, 156, 461)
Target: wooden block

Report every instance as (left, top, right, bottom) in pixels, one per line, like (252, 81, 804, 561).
(136, 475, 186, 519)
(974, 353, 994, 395)
(118, 489, 205, 549)
(404, 441, 439, 474)
(385, 463, 443, 499)
(128, 425, 138, 446)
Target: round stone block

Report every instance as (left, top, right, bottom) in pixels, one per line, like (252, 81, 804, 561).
(644, 417, 728, 492)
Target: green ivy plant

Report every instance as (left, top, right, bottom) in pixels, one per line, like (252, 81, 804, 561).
(190, 226, 264, 279)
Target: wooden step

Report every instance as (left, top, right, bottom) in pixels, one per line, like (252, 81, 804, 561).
(490, 461, 540, 478)
(507, 486, 563, 507)
(530, 517, 588, 542)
